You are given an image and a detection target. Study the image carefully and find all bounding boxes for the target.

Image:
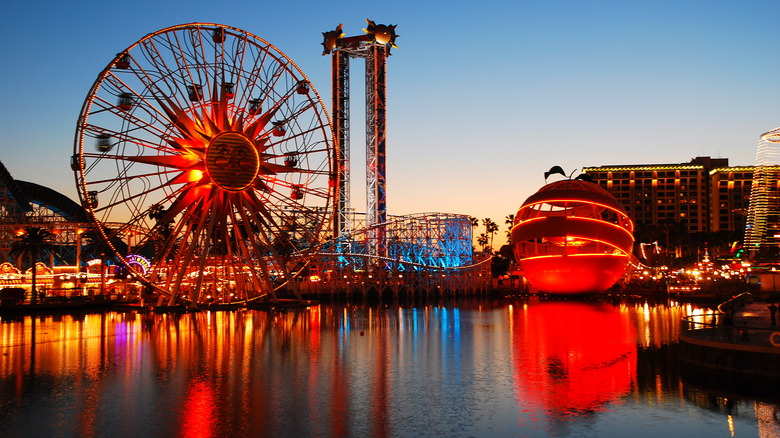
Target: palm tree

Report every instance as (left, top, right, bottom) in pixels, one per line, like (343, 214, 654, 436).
(483, 218, 499, 253)
(505, 214, 515, 241)
(469, 217, 480, 252)
(81, 230, 110, 261)
(10, 226, 55, 304)
(477, 233, 490, 253)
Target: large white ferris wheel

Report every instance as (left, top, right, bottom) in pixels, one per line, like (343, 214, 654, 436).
(72, 23, 334, 304)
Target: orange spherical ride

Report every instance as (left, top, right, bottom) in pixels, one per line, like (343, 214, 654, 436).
(511, 178, 634, 294)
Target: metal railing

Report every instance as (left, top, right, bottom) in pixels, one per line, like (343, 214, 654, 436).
(681, 292, 780, 348)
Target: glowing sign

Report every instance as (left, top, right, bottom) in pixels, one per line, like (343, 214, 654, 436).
(0, 262, 20, 275)
(126, 254, 151, 274)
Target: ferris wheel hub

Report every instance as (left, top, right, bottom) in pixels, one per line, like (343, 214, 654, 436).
(206, 132, 260, 192)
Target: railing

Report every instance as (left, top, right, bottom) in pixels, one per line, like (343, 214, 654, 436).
(681, 292, 780, 349)
(717, 291, 753, 313)
(681, 317, 780, 347)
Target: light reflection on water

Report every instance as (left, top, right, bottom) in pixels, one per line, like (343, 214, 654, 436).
(0, 299, 777, 437)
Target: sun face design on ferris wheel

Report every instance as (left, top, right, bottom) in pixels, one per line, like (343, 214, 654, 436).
(73, 23, 333, 303)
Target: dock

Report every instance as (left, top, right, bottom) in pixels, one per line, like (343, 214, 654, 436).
(679, 295, 780, 384)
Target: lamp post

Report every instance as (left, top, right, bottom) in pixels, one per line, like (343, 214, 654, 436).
(76, 228, 84, 273)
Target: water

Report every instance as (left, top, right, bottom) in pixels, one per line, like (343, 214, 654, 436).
(0, 298, 778, 437)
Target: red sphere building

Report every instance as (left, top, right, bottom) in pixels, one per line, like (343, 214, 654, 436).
(511, 178, 634, 294)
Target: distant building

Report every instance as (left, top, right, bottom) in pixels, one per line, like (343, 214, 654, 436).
(709, 166, 753, 234)
(582, 157, 730, 235)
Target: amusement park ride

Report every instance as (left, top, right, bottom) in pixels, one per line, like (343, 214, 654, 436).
(322, 20, 395, 258)
(21, 21, 489, 306)
(510, 169, 635, 294)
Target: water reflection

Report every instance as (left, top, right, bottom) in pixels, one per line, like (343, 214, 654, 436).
(683, 382, 780, 437)
(509, 302, 636, 425)
(0, 299, 776, 437)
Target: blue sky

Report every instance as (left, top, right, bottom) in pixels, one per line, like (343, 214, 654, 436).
(1, 0, 779, 246)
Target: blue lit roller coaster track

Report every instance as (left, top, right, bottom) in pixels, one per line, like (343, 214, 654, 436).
(304, 212, 481, 273)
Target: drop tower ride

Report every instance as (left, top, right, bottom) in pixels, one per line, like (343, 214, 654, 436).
(322, 20, 398, 259)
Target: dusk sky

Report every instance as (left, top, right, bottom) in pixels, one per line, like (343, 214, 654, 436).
(2, 0, 779, 247)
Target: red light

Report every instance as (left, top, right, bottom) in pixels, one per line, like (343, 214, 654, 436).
(512, 302, 636, 420)
(181, 380, 215, 438)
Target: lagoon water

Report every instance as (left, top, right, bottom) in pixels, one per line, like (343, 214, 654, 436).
(0, 298, 778, 437)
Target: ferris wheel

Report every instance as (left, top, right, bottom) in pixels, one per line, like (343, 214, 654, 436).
(73, 23, 334, 304)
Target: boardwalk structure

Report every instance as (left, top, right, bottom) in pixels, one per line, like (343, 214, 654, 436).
(679, 293, 780, 381)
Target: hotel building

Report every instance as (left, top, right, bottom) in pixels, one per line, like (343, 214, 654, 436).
(582, 157, 753, 239)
